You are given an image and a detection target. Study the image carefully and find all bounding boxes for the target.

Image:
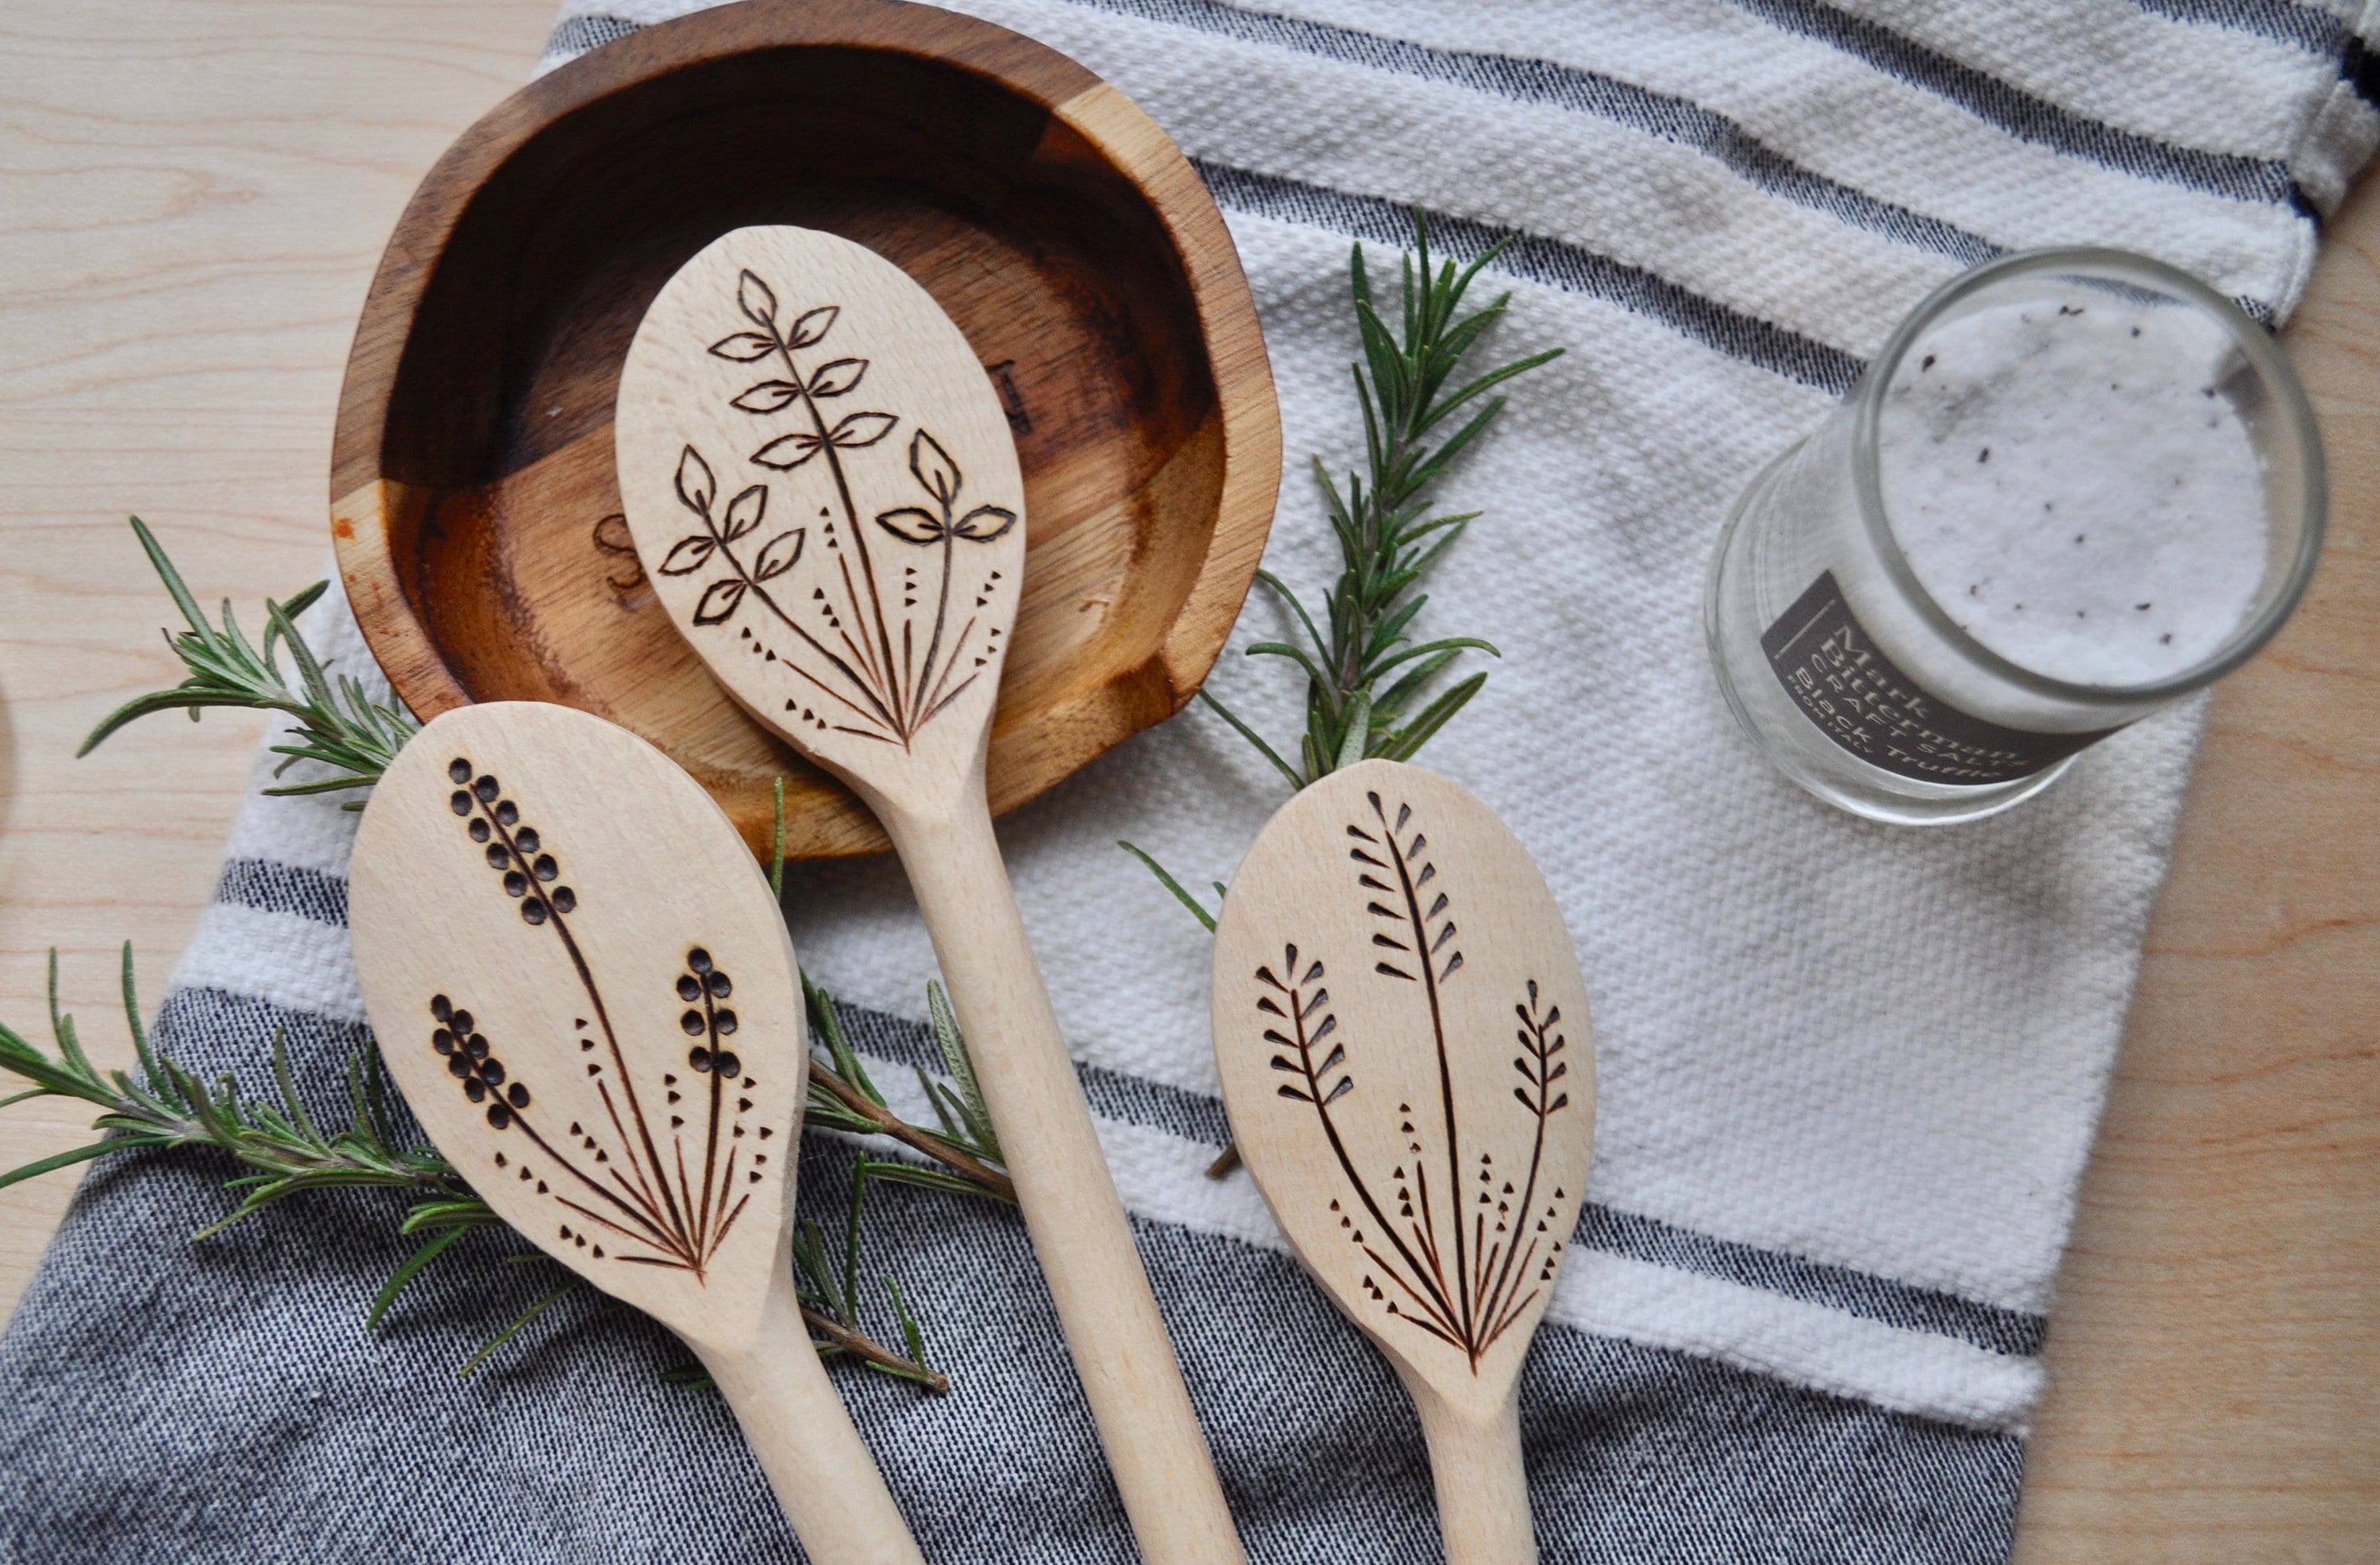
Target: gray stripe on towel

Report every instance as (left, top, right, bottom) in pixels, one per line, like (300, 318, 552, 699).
(832, 995, 2045, 1360)
(1193, 159, 1868, 389)
(215, 858, 350, 926)
(1065, 0, 2001, 266)
(1725, 0, 2305, 209)
(0, 1080, 2024, 1563)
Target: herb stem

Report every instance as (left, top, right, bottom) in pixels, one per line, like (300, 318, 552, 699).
(800, 1299, 947, 1394)
(808, 1068, 1016, 1203)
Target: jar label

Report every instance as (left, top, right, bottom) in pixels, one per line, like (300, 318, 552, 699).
(1760, 572, 2119, 785)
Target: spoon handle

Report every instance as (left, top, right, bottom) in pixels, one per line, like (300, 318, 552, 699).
(885, 784, 1247, 1565)
(1407, 1381, 1537, 1565)
(696, 1283, 927, 1564)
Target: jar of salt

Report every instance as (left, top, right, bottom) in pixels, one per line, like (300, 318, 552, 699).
(1706, 248, 2324, 824)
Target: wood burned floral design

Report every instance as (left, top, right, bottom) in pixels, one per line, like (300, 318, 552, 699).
(427, 753, 770, 1279)
(652, 268, 1015, 750)
(1255, 789, 1572, 1367)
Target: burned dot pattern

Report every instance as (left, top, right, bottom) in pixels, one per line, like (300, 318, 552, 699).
(446, 755, 578, 925)
(417, 767, 774, 1279)
(428, 992, 530, 1128)
(681, 947, 743, 1076)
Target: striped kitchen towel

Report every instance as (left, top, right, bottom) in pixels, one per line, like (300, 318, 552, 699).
(2, 2, 2370, 1561)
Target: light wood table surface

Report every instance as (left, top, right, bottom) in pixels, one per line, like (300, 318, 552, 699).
(0, 3, 2373, 1558)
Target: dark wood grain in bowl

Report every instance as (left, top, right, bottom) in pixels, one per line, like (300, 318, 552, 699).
(332, 0, 1279, 857)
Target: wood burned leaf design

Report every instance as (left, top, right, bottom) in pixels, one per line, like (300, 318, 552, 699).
(874, 508, 942, 545)
(694, 577, 748, 625)
(827, 410, 896, 447)
(873, 432, 1016, 546)
(720, 484, 766, 543)
(1259, 945, 1347, 1108)
(1250, 789, 1572, 1368)
(753, 529, 804, 582)
(807, 358, 866, 397)
(749, 430, 823, 470)
(659, 267, 1016, 750)
(657, 535, 716, 576)
(1351, 792, 1461, 985)
(709, 331, 777, 362)
(911, 428, 962, 504)
(739, 269, 778, 329)
(954, 505, 1016, 541)
(731, 380, 802, 414)
(1512, 981, 1570, 1119)
(677, 446, 716, 515)
(785, 305, 837, 349)
(433, 753, 769, 1278)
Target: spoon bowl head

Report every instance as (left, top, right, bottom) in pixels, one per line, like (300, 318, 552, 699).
(1211, 760, 1596, 1421)
(350, 701, 808, 1353)
(616, 224, 1027, 817)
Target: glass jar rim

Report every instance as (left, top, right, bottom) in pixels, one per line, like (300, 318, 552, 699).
(1850, 247, 2327, 708)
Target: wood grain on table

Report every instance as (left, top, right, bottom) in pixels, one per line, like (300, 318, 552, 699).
(0, 2, 2372, 1558)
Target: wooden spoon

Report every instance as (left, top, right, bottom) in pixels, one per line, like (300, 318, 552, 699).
(1210, 759, 1596, 1565)
(348, 700, 924, 1565)
(614, 224, 1245, 1564)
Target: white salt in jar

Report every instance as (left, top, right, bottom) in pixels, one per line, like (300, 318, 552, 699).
(1705, 249, 2324, 824)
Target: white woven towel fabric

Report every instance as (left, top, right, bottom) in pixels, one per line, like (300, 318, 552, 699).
(534, 0, 2374, 1430)
(6, 3, 2371, 1563)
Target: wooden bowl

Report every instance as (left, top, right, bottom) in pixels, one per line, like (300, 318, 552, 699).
(332, 0, 1279, 857)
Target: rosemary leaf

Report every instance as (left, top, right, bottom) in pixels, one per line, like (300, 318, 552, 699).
(79, 517, 417, 804)
(1127, 209, 1560, 903)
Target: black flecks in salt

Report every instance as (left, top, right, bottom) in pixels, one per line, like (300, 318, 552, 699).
(1921, 354, 1936, 372)
(1978, 447, 1990, 463)
(2136, 602, 2152, 612)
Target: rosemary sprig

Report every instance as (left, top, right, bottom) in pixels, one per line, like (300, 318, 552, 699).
(79, 517, 416, 803)
(1123, 212, 1560, 915)
(29, 523, 1020, 1390)
(1121, 212, 1560, 1175)
(0, 944, 997, 1389)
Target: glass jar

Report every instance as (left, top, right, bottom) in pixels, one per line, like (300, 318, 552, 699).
(1705, 247, 2325, 824)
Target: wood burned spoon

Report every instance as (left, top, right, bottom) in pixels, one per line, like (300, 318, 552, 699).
(1211, 760, 1596, 1565)
(615, 224, 1244, 1564)
(348, 700, 924, 1565)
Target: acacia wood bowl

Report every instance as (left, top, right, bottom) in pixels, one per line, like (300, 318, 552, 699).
(332, 0, 1280, 857)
